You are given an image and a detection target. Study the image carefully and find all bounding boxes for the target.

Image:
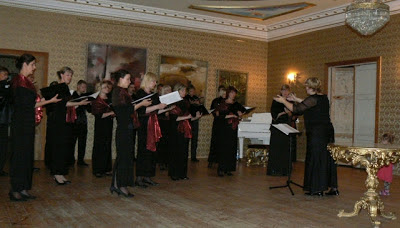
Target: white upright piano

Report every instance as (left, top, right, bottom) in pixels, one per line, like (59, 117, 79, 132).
(238, 113, 272, 158)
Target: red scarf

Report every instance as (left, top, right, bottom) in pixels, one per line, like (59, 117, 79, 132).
(170, 105, 192, 138)
(35, 95, 43, 125)
(146, 112, 162, 151)
(11, 74, 36, 92)
(227, 112, 240, 130)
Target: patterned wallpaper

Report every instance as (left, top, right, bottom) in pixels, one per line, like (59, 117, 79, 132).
(0, 6, 268, 159)
(267, 14, 400, 174)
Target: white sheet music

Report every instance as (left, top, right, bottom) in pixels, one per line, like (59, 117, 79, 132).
(159, 91, 182, 105)
(272, 124, 299, 135)
(132, 93, 156, 104)
(69, 91, 100, 102)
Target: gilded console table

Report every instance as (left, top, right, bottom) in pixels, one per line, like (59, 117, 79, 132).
(328, 143, 400, 227)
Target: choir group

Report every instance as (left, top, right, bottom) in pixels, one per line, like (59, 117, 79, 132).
(0, 53, 247, 201)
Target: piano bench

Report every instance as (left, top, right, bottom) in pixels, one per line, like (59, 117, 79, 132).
(245, 145, 269, 167)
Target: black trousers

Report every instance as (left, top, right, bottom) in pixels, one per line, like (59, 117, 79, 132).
(189, 120, 199, 159)
(71, 123, 88, 162)
(0, 124, 9, 172)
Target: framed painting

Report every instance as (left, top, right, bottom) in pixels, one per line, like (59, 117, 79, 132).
(189, 2, 315, 21)
(86, 43, 147, 92)
(217, 70, 248, 105)
(158, 55, 208, 99)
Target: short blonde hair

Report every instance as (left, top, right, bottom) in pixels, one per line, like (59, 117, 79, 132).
(140, 72, 157, 90)
(161, 85, 172, 95)
(174, 83, 186, 92)
(304, 77, 321, 92)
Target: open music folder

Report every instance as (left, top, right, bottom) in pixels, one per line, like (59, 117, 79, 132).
(271, 124, 299, 135)
(159, 91, 182, 105)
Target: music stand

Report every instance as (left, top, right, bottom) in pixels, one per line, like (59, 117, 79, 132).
(268, 124, 303, 195)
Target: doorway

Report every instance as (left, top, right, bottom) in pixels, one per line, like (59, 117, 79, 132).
(326, 57, 381, 145)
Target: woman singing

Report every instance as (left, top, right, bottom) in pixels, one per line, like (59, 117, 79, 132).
(110, 69, 151, 197)
(48, 67, 90, 185)
(135, 72, 166, 188)
(168, 84, 201, 180)
(274, 77, 338, 196)
(215, 86, 246, 177)
(91, 80, 114, 178)
(270, 84, 298, 161)
(9, 54, 60, 201)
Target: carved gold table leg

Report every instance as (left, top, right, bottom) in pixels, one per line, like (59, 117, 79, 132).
(337, 164, 396, 227)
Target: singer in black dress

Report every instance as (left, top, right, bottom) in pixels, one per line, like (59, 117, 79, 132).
(215, 86, 246, 177)
(91, 80, 114, 177)
(110, 70, 151, 197)
(47, 67, 90, 185)
(270, 84, 298, 161)
(274, 77, 338, 196)
(207, 85, 226, 168)
(168, 84, 200, 180)
(9, 54, 60, 201)
(135, 72, 166, 187)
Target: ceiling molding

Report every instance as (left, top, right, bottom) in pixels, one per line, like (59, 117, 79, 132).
(0, 0, 268, 40)
(1, 0, 400, 42)
(266, 0, 400, 41)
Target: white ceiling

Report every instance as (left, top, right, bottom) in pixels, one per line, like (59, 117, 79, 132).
(1, 0, 399, 41)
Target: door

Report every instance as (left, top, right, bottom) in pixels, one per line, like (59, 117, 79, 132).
(353, 64, 377, 144)
(329, 63, 377, 144)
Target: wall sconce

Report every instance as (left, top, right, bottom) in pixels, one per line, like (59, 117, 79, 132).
(287, 72, 297, 83)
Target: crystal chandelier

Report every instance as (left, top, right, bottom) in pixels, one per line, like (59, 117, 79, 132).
(345, 0, 390, 36)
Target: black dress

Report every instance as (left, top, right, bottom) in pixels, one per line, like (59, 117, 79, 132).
(157, 112, 170, 167)
(9, 75, 36, 192)
(271, 99, 298, 161)
(168, 100, 191, 178)
(47, 83, 72, 176)
(111, 86, 135, 188)
(91, 96, 113, 175)
(292, 94, 337, 193)
(208, 96, 224, 163)
(135, 89, 161, 178)
(0, 79, 11, 173)
(215, 100, 246, 173)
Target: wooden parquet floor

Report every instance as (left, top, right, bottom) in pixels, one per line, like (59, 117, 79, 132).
(0, 160, 399, 227)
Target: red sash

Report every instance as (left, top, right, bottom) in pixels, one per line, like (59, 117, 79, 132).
(35, 95, 43, 125)
(146, 112, 162, 151)
(66, 107, 77, 123)
(227, 112, 240, 130)
(178, 119, 192, 138)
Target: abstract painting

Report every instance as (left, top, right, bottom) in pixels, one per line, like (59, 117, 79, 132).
(217, 70, 248, 105)
(189, 2, 314, 20)
(86, 43, 147, 92)
(159, 56, 208, 99)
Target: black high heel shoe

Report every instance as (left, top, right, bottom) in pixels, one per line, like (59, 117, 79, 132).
(135, 181, 148, 188)
(171, 176, 179, 181)
(325, 189, 339, 196)
(110, 186, 121, 195)
(143, 178, 159, 186)
(9, 192, 27, 202)
(20, 192, 37, 200)
(119, 190, 134, 198)
(53, 177, 65, 185)
(305, 191, 324, 196)
(225, 172, 233, 176)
